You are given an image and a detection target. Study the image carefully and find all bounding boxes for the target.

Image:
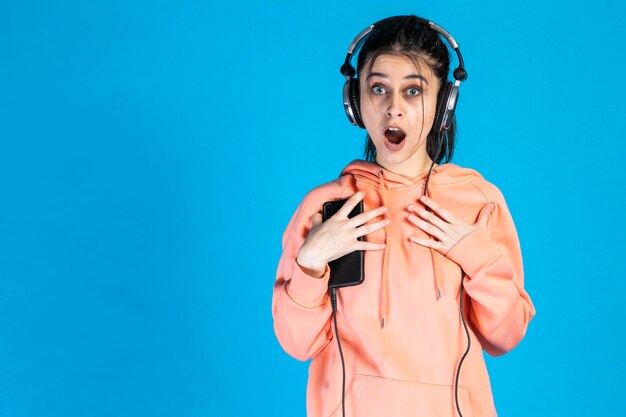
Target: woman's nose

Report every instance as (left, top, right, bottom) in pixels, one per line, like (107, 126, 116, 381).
(386, 93, 404, 118)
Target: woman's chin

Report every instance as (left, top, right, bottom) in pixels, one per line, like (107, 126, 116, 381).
(376, 153, 408, 169)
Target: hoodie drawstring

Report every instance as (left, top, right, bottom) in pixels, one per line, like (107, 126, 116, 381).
(423, 164, 444, 301)
(377, 169, 390, 329)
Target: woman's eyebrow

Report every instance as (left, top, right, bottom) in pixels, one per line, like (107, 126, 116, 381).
(366, 72, 428, 84)
(404, 74, 428, 84)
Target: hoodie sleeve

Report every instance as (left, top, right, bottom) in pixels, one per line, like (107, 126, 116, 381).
(445, 182, 535, 356)
(271, 192, 336, 362)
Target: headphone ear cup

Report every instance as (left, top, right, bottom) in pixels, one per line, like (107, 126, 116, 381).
(433, 82, 453, 133)
(349, 78, 365, 128)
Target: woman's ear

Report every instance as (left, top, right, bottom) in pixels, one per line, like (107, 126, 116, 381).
(350, 78, 364, 128)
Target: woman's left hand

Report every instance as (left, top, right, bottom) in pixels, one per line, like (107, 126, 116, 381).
(408, 195, 494, 255)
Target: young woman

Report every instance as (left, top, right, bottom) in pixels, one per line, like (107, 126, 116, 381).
(272, 15, 535, 417)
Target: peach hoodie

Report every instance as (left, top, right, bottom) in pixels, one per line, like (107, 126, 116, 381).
(272, 160, 535, 417)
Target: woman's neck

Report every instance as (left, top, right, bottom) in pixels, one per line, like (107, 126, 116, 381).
(375, 154, 437, 179)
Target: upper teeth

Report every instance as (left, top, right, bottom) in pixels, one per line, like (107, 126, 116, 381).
(389, 128, 399, 131)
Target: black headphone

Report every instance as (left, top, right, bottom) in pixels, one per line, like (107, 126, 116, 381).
(340, 16, 468, 133)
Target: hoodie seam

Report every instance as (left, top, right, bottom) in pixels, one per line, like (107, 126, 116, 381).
(469, 179, 490, 203)
(469, 179, 493, 238)
(338, 182, 354, 199)
(284, 282, 330, 309)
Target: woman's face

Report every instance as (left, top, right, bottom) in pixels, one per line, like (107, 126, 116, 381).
(359, 53, 440, 177)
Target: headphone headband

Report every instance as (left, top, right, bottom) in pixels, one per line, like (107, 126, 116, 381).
(342, 17, 467, 84)
(346, 25, 374, 56)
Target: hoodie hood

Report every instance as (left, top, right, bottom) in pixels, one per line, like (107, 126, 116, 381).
(340, 159, 481, 190)
(338, 160, 482, 328)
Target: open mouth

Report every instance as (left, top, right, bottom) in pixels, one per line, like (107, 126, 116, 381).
(384, 127, 406, 145)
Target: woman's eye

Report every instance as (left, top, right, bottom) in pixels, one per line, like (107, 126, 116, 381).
(406, 87, 421, 96)
(371, 86, 386, 95)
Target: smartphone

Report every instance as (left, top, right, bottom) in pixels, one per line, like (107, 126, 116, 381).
(322, 198, 365, 289)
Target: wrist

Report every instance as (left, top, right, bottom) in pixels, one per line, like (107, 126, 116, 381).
(296, 255, 327, 279)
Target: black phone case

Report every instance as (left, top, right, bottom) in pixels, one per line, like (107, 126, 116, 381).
(322, 198, 365, 289)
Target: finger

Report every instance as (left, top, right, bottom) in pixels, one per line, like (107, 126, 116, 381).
(407, 213, 445, 241)
(347, 205, 387, 228)
(408, 204, 448, 231)
(352, 218, 390, 238)
(409, 236, 446, 252)
(311, 212, 323, 227)
(476, 203, 494, 227)
(335, 191, 364, 218)
(419, 195, 459, 224)
(331, 240, 386, 259)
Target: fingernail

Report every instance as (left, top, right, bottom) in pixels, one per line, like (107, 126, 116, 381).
(487, 203, 495, 212)
(408, 204, 414, 211)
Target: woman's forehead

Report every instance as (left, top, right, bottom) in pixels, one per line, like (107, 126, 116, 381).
(365, 53, 436, 80)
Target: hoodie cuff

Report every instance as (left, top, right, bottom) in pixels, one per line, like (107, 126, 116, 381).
(446, 228, 502, 278)
(285, 263, 331, 308)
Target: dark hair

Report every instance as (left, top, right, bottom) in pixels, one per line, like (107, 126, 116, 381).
(357, 15, 456, 164)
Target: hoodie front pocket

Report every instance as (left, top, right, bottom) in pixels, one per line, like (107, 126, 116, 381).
(348, 374, 473, 417)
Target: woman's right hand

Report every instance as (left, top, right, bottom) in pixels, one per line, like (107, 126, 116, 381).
(296, 191, 389, 278)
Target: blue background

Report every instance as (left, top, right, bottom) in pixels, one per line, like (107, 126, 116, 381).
(1, 0, 625, 415)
